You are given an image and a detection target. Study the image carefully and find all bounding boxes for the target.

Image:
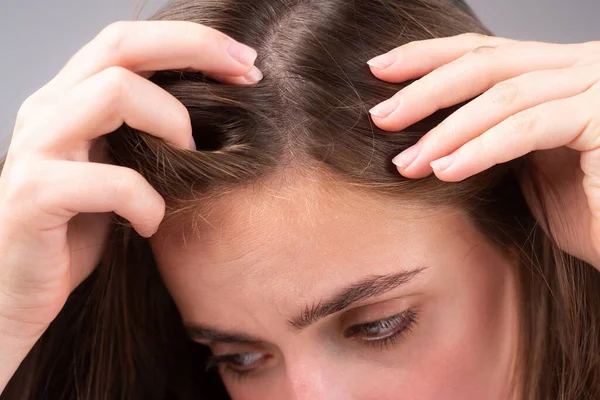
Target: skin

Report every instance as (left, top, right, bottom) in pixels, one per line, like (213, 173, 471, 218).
(367, 33, 600, 270)
(150, 172, 520, 400)
(0, 21, 263, 393)
(0, 15, 598, 399)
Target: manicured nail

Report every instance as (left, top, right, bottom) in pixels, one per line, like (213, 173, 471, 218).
(244, 65, 263, 82)
(430, 153, 455, 172)
(228, 39, 258, 66)
(367, 52, 396, 70)
(392, 142, 421, 169)
(369, 97, 399, 119)
(190, 136, 197, 150)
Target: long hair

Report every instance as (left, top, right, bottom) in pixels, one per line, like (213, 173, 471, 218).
(3, 0, 600, 399)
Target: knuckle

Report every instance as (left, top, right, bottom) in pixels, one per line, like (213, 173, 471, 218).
(174, 102, 193, 136)
(16, 96, 34, 120)
(96, 21, 131, 60)
(488, 80, 520, 106)
(1, 159, 44, 205)
(114, 167, 144, 195)
(508, 111, 537, 135)
(460, 32, 489, 45)
(403, 40, 425, 53)
(463, 137, 484, 160)
(585, 117, 600, 147)
(417, 79, 438, 102)
(469, 45, 496, 56)
(418, 68, 444, 94)
(431, 120, 454, 143)
(579, 91, 600, 146)
(188, 23, 213, 49)
(15, 92, 41, 129)
(97, 66, 131, 104)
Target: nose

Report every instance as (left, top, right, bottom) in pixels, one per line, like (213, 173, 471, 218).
(285, 357, 349, 400)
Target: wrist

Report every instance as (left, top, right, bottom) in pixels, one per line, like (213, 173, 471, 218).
(0, 291, 49, 344)
(0, 316, 43, 396)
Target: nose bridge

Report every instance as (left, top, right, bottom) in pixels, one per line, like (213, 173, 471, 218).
(285, 350, 349, 400)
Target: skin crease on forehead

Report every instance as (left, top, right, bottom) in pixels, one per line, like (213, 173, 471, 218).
(150, 167, 521, 400)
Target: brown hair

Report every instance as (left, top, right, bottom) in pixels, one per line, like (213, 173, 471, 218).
(3, 0, 600, 399)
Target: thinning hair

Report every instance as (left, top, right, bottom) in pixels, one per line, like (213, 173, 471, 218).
(2, 1, 600, 399)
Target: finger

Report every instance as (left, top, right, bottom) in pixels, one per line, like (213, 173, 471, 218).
(67, 211, 112, 288)
(46, 20, 259, 93)
(394, 63, 600, 178)
(14, 159, 165, 238)
(424, 85, 600, 182)
(367, 32, 513, 82)
(205, 65, 264, 85)
(369, 40, 585, 132)
(15, 66, 194, 152)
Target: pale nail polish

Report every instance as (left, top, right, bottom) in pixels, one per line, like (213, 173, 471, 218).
(392, 142, 421, 168)
(244, 66, 264, 82)
(369, 97, 399, 119)
(367, 52, 396, 70)
(430, 153, 455, 172)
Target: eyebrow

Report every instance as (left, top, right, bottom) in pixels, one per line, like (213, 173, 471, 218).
(185, 266, 425, 343)
(186, 324, 266, 345)
(288, 267, 425, 329)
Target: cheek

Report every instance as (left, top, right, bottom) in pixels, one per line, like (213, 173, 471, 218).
(399, 251, 518, 398)
(407, 320, 506, 399)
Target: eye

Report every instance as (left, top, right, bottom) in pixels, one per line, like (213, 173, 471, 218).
(343, 309, 418, 348)
(206, 352, 271, 380)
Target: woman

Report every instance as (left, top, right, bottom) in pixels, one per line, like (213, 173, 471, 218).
(1, 0, 599, 398)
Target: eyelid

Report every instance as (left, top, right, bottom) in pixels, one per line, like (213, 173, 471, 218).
(339, 295, 416, 328)
(343, 309, 417, 339)
(343, 313, 395, 338)
(205, 352, 266, 371)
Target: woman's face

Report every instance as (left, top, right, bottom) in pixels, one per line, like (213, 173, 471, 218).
(150, 174, 520, 400)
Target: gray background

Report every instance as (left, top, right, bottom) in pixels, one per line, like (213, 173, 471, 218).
(1, 0, 599, 153)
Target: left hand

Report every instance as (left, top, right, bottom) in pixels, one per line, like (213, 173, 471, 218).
(366, 33, 600, 270)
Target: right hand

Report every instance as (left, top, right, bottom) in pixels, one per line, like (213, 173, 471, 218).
(0, 20, 261, 342)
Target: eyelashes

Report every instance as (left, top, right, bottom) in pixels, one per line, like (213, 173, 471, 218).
(206, 353, 271, 381)
(206, 308, 419, 381)
(344, 308, 419, 349)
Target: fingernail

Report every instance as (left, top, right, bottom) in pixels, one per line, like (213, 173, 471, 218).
(430, 153, 455, 172)
(367, 52, 396, 70)
(369, 97, 399, 119)
(244, 65, 263, 82)
(228, 39, 258, 66)
(190, 136, 197, 150)
(392, 142, 421, 169)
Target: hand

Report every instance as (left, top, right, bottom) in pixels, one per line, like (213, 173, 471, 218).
(366, 33, 600, 269)
(0, 20, 261, 391)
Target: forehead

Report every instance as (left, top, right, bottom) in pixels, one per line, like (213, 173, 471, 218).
(149, 173, 483, 319)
